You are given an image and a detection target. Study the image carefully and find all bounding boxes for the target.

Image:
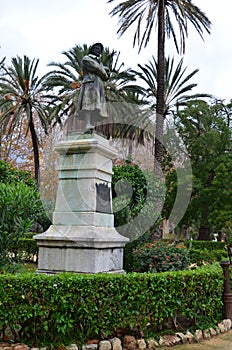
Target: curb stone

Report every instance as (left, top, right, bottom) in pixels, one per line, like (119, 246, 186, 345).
(1, 319, 232, 350)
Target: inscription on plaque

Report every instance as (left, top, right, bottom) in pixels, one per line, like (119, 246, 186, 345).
(96, 183, 111, 213)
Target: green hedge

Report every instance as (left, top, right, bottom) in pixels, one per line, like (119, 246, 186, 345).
(186, 240, 226, 251)
(188, 249, 228, 266)
(0, 264, 223, 346)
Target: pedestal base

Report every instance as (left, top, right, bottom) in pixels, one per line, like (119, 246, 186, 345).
(34, 225, 128, 274)
(34, 134, 129, 274)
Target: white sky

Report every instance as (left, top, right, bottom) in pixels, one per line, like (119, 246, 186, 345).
(0, 0, 231, 102)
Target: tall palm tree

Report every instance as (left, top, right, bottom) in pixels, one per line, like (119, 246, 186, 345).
(0, 55, 55, 186)
(44, 44, 143, 136)
(108, 0, 211, 165)
(44, 44, 90, 122)
(133, 55, 210, 117)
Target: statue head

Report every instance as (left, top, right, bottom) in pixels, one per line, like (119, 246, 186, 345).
(90, 43, 104, 57)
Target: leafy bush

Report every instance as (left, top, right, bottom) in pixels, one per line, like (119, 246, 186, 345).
(188, 248, 228, 266)
(112, 163, 147, 227)
(112, 164, 165, 240)
(131, 241, 189, 273)
(186, 240, 228, 266)
(186, 240, 226, 251)
(0, 264, 223, 346)
(0, 182, 48, 272)
(0, 160, 36, 187)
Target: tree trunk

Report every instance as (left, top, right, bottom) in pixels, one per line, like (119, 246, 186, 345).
(29, 118, 40, 187)
(155, 0, 165, 169)
(198, 226, 211, 241)
(127, 139, 133, 162)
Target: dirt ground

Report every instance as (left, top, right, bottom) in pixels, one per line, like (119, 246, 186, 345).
(161, 330, 232, 350)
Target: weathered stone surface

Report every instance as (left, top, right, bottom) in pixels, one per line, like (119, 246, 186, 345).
(110, 338, 122, 350)
(214, 326, 221, 335)
(13, 344, 30, 350)
(137, 339, 146, 350)
(159, 335, 181, 347)
(82, 344, 98, 350)
(186, 331, 195, 343)
(147, 338, 159, 349)
(218, 322, 225, 333)
(202, 329, 211, 339)
(66, 345, 78, 350)
(209, 327, 217, 336)
(175, 332, 188, 344)
(222, 318, 232, 330)
(98, 340, 111, 350)
(11, 343, 30, 350)
(0, 345, 12, 350)
(0, 343, 11, 350)
(194, 329, 203, 341)
(123, 336, 137, 350)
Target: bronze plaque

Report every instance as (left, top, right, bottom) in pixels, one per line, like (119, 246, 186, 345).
(96, 183, 111, 213)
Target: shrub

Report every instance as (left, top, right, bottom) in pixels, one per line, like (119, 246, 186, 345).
(188, 248, 228, 266)
(131, 241, 189, 273)
(0, 160, 36, 187)
(186, 240, 226, 251)
(0, 182, 48, 272)
(112, 163, 148, 228)
(0, 264, 223, 346)
(112, 164, 165, 240)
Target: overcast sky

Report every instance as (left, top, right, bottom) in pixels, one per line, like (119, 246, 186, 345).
(0, 0, 231, 102)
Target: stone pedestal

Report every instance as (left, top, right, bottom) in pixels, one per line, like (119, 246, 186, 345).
(34, 132, 129, 273)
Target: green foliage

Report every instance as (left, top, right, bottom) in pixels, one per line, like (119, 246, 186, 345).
(0, 182, 43, 233)
(0, 56, 56, 185)
(112, 163, 147, 226)
(208, 160, 232, 232)
(112, 163, 165, 240)
(131, 241, 189, 273)
(186, 240, 226, 251)
(0, 264, 223, 346)
(188, 249, 227, 266)
(0, 182, 48, 272)
(0, 160, 36, 187)
(174, 99, 232, 236)
(10, 237, 38, 263)
(186, 240, 228, 266)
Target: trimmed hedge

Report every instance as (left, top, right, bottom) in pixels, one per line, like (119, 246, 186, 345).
(186, 240, 228, 266)
(188, 248, 228, 266)
(186, 240, 226, 251)
(0, 263, 223, 346)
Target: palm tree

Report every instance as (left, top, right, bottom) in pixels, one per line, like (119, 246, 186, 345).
(108, 0, 211, 165)
(44, 44, 90, 123)
(133, 55, 210, 117)
(44, 44, 143, 136)
(0, 55, 55, 186)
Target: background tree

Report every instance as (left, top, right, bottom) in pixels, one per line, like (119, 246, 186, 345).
(108, 0, 211, 165)
(133, 55, 209, 118)
(0, 55, 56, 186)
(174, 99, 232, 240)
(0, 160, 50, 272)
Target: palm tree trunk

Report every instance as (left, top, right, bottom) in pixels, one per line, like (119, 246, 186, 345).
(127, 139, 133, 163)
(29, 118, 40, 187)
(155, 0, 165, 169)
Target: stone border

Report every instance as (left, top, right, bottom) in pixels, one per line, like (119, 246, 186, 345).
(0, 319, 231, 350)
